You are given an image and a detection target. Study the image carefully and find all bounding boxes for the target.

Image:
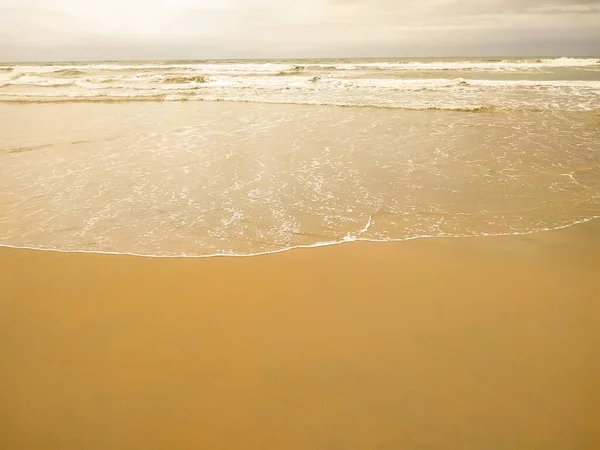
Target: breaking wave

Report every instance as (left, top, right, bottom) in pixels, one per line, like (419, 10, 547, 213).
(51, 69, 85, 76)
(160, 75, 206, 84)
(3, 57, 598, 76)
(1, 57, 598, 111)
(0, 96, 546, 112)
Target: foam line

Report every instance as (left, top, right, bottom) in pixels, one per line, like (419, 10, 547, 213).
(1, 216, 598, 259)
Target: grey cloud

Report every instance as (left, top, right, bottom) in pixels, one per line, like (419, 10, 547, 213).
(451, 0, 600, 15)
(328, 0, 600, 15)
(534, 4, 600, 13)
(0, 0, 598, 61)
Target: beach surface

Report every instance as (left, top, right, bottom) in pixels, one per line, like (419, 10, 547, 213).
(1, 221, 599, 450)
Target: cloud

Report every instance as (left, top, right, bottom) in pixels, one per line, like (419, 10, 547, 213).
(535, 3, 600, 13)
(0, 0, 598, 61)
(443, 0, 600, 15)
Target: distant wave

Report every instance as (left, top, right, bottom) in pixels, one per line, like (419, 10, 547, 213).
(2, 59, 599, 111)
(0, 95, 553, 113)
(51, 69, 85, 76)
(160, 75, 206, 84)
(6, 76, 598, 89)
(276, 66, 309, 76)
(1, 78, 76, 87)
(275, 65, 340, 75)
(300, 57, 600, 72)
(5, 57, 599, 78)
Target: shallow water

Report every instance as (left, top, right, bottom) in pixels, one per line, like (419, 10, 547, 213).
(1, 99, 598, 256)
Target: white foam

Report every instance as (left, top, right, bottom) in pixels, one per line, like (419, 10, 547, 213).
(1, 215, 598, 259)
(5, 57, 598, 78)
(325, 58, 599, 71)
(3, 71, 599, 111)
(3, 75, 76, 87)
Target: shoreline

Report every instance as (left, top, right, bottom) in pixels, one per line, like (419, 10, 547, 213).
(1, 215, 599, 259)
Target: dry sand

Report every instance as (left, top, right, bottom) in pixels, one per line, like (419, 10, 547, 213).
(1, 222, 599, 450)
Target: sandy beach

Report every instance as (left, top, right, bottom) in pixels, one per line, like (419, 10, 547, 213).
(2, 1, 599, 448)
(1, 222, 599, 450)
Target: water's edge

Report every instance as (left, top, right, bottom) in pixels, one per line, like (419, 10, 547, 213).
(1, 215, 598, 259)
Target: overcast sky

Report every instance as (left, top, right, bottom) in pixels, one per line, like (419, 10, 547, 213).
(0, 0, 598, 61)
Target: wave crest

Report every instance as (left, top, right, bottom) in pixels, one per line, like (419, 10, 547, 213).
(161, 75, 206, 84)
(51, 69, 85, 76)
(0, 96, 543, 112)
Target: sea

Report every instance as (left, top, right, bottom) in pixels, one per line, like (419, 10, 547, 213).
(0, 57, 599, 256)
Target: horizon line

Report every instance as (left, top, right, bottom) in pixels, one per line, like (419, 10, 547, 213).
(2, 54, 599, 65)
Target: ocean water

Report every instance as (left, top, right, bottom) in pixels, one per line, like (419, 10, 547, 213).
(0, 57, 599, 256)
(2, 57, 600, 111)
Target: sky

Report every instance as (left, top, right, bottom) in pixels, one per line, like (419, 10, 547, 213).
(0, 0, 599, 61)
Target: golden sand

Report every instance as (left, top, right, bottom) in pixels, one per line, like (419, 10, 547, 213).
(1, 223, 599, 449)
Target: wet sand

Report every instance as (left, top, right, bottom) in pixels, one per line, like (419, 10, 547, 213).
(1, 223, 599, 450)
